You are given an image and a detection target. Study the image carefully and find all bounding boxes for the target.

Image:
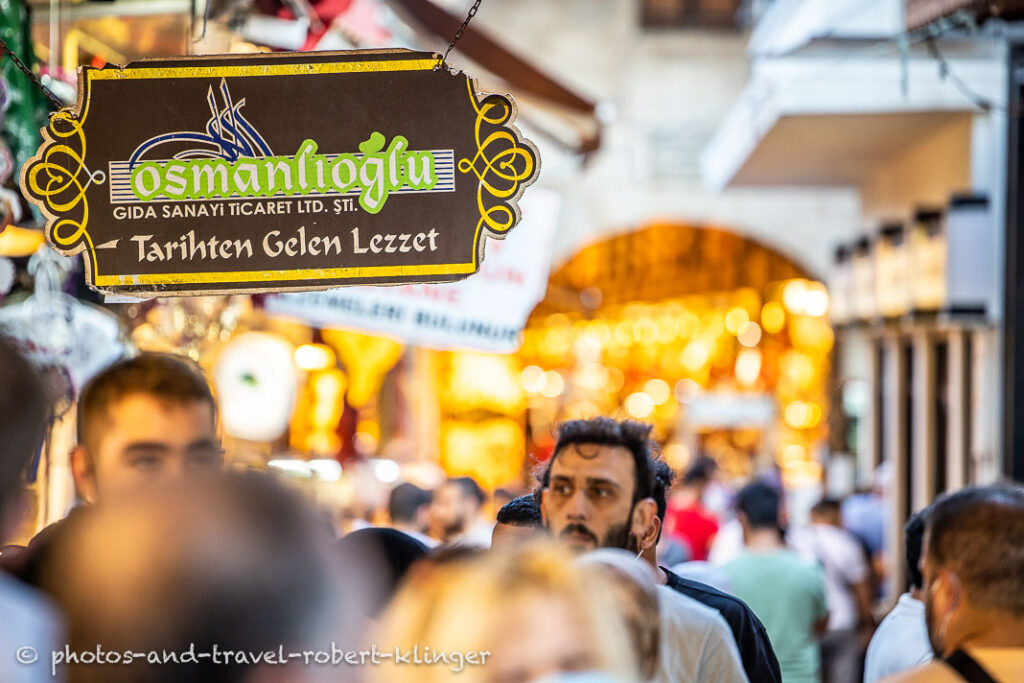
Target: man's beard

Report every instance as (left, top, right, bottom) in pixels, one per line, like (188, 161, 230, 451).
(558, 502, 638, 553)
(442, 519, 465, 541)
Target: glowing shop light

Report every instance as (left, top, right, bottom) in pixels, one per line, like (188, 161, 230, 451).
(521, 365, 546, 394)
(371, 458, 401, 484)
(625, 392, 655, 419)
(803, 283, 830, 317)
(644, 379, 671, 405)
(541, 370, 565, 398)
(737, 321, 762, 348)
(681, 340, 712, 374)
(294, 343, 336, 371)
(674, 378, 701, 404)
(784, 401, 822, 429)
(761, 302, 786, 334)
(782, 280, 809, 313)
(308, 458, 343, 482)
(782, 279, 830, 317)
(724, 307, 750, 335)
(734, 348, 762, 387)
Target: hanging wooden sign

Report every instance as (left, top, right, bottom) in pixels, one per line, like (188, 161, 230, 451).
(21, 49, 540, 296)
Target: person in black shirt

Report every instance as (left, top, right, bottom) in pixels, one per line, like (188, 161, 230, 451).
(649, 458, 782, 683)
(662, 564, 782, 683)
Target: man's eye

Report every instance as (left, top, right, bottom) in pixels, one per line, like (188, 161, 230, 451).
(132, 455, 160, 470)
(592, 487, 613, 498)
(553, 484, 572, 496)
(188, 449, 223, 466)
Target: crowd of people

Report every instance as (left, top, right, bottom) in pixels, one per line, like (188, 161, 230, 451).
(2, 341, 1023, 682)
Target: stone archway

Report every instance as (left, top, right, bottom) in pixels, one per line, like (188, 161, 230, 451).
(518, 221, 833, 488)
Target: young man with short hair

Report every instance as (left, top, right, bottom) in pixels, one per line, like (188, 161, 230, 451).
(13, 352, 222, 587)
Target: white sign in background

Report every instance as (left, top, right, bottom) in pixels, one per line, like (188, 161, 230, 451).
(264, 189, 561, 353)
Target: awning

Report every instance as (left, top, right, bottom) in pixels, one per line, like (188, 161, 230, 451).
(28, 0, 602, 157)
(700, 47, 1003, 189)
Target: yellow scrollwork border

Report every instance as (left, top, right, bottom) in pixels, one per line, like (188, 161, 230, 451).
(458, 78, 541, 267)
(20, 109, 96, 260)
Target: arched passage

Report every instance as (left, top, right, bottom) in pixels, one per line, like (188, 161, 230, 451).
(517, 221, 834, 487)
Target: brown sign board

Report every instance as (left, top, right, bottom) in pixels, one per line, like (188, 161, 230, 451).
(21, 49, 540, 296)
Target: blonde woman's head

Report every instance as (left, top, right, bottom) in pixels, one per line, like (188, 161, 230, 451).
(371, 540, 640, 683)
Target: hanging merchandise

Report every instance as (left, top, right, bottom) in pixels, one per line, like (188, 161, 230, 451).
(0, 246, 124, 415)
(127, 296, 248, 359)
(0, 0, 50, 176)
(1, 75, 17, 234)
(213, 332, 298, 443)
(0, 76, 13, 183)
(0, 255, 14, 295)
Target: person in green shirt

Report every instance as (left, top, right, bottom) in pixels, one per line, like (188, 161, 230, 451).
(722, 483, 829, 683)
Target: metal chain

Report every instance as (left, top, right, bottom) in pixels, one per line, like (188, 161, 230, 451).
(0, 37, 63, 110)
(436, 0, 484, 71)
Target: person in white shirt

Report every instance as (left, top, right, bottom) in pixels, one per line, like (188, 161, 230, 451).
(789, 498, 873, 683)
(656, 582, 749, 682)
(0, 573, 61, 683)
(581, 548, 748, 683)
(863, 509, 933, 682)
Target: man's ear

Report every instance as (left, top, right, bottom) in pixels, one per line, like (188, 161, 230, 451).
(540, 489, 550, 528)
(71, 445, 98, 505)
(631, 498, 659, 550)
(937, 568, 963, 613)
(643, 513, 663, 552)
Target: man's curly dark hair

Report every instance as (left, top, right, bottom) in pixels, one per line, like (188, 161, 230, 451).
(538, 417, 670, 515)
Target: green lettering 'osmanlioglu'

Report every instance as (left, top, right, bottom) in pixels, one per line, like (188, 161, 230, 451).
(129, 133, 438, 214)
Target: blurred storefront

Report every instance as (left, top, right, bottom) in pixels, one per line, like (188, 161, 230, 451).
(702, 0, 1009, 598)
